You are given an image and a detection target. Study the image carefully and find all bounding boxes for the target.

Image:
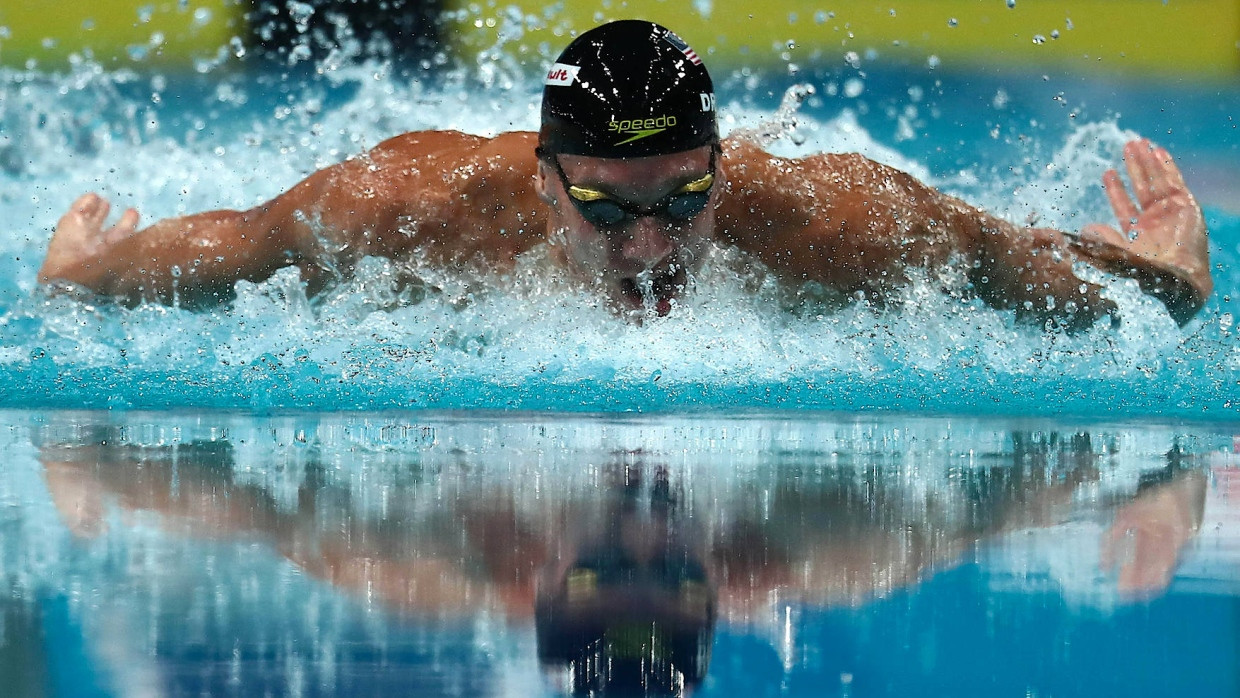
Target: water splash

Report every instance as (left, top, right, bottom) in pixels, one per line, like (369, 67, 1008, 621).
(0, 41, 1236, 417)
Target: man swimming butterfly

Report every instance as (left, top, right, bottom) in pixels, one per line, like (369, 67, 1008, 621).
(38, 20, 1212, 327)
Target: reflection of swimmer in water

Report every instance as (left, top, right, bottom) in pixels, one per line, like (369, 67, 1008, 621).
(40, 20, 1211, 328)
(38, 431, 1206, 695)
(533, 466, 715, 695)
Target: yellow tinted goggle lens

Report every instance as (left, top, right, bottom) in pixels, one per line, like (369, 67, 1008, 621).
(565, 173, 714, 226)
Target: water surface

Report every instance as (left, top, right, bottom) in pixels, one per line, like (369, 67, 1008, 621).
(1, 411, 1236, 696)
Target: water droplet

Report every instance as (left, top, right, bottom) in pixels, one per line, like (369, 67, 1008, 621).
(948, 18, 959, 27)
(1032, 34, 1046, 44)
(1007, 0, 1016, 7)
(289, 43, 312, 63)
(287, 0, 315, 31)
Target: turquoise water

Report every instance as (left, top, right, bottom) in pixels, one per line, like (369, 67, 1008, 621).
(1, 59, 1237, 417)
(2, 411, 1237, 696)
(1, 29, 1239, 698)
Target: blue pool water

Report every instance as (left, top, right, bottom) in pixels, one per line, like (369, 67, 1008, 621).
(1, 17, 1239, 698)
(1, 52, 1238, 417)
(2, 411, 1238, 696)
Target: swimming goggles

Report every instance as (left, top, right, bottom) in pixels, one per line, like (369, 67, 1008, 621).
(563, 548, 711, 614)
(538, 147, 717, 228)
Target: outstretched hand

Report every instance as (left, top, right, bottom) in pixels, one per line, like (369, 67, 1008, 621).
(1072, 139, 1211, 324)
(38, 193, 140, 285)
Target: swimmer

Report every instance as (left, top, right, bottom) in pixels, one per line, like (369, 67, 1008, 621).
(39, 20, 1213, 327)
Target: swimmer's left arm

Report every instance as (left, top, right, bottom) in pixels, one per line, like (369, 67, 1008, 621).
(717, 139, 1120, 328)
(935, 139, 1210, 327)
(718, 137, 1211, 327)
(1065, 139, 1212, 325)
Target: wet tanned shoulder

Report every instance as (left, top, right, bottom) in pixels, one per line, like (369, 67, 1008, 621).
(349, 130, 547, 269)
(715, 139, 959, 292)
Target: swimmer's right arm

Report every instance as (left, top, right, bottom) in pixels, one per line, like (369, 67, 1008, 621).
(38, 130, 544, 305)
(39, 192, 312, 305)
(37, 142, 417, 305)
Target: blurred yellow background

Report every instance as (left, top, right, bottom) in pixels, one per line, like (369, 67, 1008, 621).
(1, 0, 1237, 79)
(0, 0, 243, 68)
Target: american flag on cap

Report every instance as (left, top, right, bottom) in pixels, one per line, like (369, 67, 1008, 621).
(662, 30, 702, 66)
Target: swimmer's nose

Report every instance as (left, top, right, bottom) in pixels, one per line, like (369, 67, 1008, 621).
(620, 217, 676, 269)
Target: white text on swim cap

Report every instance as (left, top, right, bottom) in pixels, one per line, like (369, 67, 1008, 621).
(545, 63, 581, 87)
(700, 93, 716, 111)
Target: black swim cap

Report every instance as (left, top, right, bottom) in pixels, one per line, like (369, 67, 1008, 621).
(539, 20, 719, 159)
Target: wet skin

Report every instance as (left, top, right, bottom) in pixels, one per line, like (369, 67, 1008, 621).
(536, 146, 717, 316)
(39, 131, 1212, 326)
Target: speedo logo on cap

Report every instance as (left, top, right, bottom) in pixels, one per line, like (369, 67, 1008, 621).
(544, 63, 580, 86)
(609, 115, 678, 145)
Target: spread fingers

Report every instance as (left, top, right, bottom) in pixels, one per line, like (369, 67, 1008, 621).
(1102, 169, 1139, 231)
(1123, 139, 1160, 208)
(86, 195, 112, 229)
(103, 208, 140, 245)
(63, 192, 108, 229)
(70, 192, 102, 215)
(1151, 144, 1189, 193)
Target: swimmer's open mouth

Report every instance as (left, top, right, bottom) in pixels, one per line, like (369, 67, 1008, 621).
(620, 268, 685, 316)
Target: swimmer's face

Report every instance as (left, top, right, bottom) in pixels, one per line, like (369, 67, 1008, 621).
(537, 146, 719, 317)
